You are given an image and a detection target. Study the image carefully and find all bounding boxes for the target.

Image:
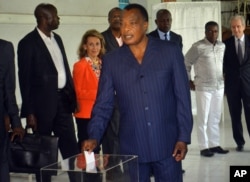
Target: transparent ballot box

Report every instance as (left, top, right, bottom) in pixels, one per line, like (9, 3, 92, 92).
(41, 154, 138, 182)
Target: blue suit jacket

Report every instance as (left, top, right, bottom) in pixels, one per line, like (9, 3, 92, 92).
(88, 37, 193, 163)
(148, 29, 183, 50)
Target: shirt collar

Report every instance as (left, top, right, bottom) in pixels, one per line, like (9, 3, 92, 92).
(36, 27, 54, 40)
(204, 37, 218, 45)
(235, 34, 245, 42)
(157, 29, 170, 39)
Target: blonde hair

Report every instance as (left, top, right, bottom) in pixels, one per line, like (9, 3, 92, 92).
(77, 29, 106, 59)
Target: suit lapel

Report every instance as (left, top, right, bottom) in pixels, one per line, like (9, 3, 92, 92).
(54, 33, 74, 88)
(155, 30, 160, 39)
(120, 45, 137, 68)
(120, 39, 153, 69)
(33, 29, 58, 71)
(54, 34, 67, 67)
(108, 29, 120, 48)
(229, 37, 237, 57)
(169, 31, 173, 41)
(244, 36, 250, 62)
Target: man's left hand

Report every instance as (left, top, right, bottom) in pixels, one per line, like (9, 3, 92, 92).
(10, 127, 25, 141)
(172, 141, 188, 162)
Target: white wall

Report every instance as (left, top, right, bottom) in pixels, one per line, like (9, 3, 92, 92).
(0, 0, 235, 107)
(151, 2, 224, 115)
(0, 0, 164, 106)
(0, 0, 118, 15)
(0, 0, 119, 105)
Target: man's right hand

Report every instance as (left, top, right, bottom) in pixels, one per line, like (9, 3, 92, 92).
(26, 114, 37, 132)
(81, 139, 98, 153)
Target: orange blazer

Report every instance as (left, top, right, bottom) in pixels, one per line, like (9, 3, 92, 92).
(73, 58, 99, 118)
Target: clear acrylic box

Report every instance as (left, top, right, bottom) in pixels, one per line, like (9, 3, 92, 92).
(41, 154, 138, 182)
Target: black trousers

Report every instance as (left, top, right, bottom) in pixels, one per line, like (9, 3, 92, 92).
(36, 92, 79, 182)
(226, 84, 250, 147)
(0, 131, 10, 182)
(75, 118, 91, 152)
(75, 118, 100, 154)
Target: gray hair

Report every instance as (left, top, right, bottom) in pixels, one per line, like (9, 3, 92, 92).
(230, 15, 245, 27)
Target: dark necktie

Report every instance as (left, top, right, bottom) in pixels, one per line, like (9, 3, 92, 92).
(164, 33, 168, 41)
(238, 39, 243, 64)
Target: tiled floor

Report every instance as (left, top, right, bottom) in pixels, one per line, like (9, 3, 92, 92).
(182, 99, 250, 182)
(10, 96, 250, 182)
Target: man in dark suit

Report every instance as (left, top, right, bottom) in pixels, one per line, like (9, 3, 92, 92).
(83, 4, 193, 182)
(0, 39, 24, 182)
(224, 15, 250, 152)
(101, 7, 123, 181)
(101, 7, 122, 155)
(102, 7, 122, 52)
(148, 9, 183, 50)
(17, 3, 79, 182)
(101, 7, 122, 151)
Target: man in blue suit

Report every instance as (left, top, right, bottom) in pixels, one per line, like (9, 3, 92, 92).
(149, 8, 185, 175)
(148, 9, 183, 50)
(83, 4, 193, 182)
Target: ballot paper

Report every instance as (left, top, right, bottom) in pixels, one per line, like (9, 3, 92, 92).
(84, 151, 97, 173)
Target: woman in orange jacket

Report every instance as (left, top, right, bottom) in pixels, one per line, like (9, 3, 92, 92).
(73, 29, 105, 152)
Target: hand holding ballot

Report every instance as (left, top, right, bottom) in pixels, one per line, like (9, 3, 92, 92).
(76, 152, 110, 171)
(82, 139, 98, 153)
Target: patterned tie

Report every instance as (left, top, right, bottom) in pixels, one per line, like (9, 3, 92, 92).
(238, 39, 243, 64)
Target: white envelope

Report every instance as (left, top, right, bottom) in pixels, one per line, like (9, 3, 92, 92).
(84, 151, 97, 173)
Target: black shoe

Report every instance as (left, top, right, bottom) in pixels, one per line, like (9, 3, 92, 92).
(210, 146, 229, 154)
(182, 169, 185, 174)
(200, 149, 214, 157)
(236, 145, 244, 152)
